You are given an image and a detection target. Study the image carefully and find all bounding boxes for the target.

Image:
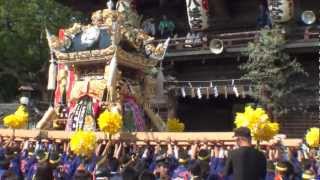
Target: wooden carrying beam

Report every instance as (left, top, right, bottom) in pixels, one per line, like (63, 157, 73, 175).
(0, 129, 301, 147)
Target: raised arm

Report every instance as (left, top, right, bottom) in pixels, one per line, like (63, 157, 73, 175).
(102, 140, 112, 156)
(114, 142, 122, 159)
(97, 140, 113, 168)
(95, 140, 103, 157)
(190, 142, 198, 160)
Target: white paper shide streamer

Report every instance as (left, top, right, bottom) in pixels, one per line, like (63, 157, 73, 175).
(224, 86, 228, 99)
(233, 85, 239, 98)
(214, 86, 218, 97)
(181, 87, 186, 98)
(249, 86, 253, 96)
(206, 87, 209, 99)
(197, 87, 202, 99)
(191, 88, 195, 98)
(231, 80, 238, 98)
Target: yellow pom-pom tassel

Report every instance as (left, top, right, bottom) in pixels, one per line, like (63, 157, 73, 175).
(234, 106, 279, 141)
(70, 131, 97, 157)
(98, 110, 123, 135)
(3, 105, 28, 129)
(253, 122, 279, 141)
(14, 105, 29, 124)
(4, 114, 19, 129)
(166, 118, 185, 132)
(305, 127, 319, 148)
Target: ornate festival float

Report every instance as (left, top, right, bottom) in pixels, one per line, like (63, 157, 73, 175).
(36, 0, 170, 133)
(1, 0, 233, 143)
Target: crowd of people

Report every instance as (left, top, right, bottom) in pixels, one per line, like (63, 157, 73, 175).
(142, 15, 175, 39)
(142, 15, 208, 49)
(0, 127, 319, 180)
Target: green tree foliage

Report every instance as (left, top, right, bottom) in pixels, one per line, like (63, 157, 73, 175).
(240, 27, 307, 118)
(0, 0, 84, 102)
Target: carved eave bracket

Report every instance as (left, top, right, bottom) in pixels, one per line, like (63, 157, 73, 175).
(55, 47, 158, 71)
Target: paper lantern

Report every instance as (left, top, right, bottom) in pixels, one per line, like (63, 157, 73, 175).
(186, 0, 209, 31)
(268, 0, 294, 23)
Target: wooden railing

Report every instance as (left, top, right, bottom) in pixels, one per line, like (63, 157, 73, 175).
(151, 28, 320, 52)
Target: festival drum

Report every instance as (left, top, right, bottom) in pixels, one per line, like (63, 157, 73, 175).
(268, 0, 294, 23)
(186, 0, 209, 31)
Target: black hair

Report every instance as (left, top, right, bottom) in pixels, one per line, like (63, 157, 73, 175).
(178, 149, 189, 165)
(34, 162, 53, 180)
(156, 161, 169, 168)
(138, 170, 156, 180)
(198, 149, 210, 162)
(73, 169, 93, 180)
(121, 166, 138, 180)
(95, 164, 111, 179)
(189, 162, 201, 177)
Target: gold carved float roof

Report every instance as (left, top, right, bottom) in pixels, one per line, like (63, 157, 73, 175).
(48, 8, 162, 71)
(55, 47, 158, 70)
